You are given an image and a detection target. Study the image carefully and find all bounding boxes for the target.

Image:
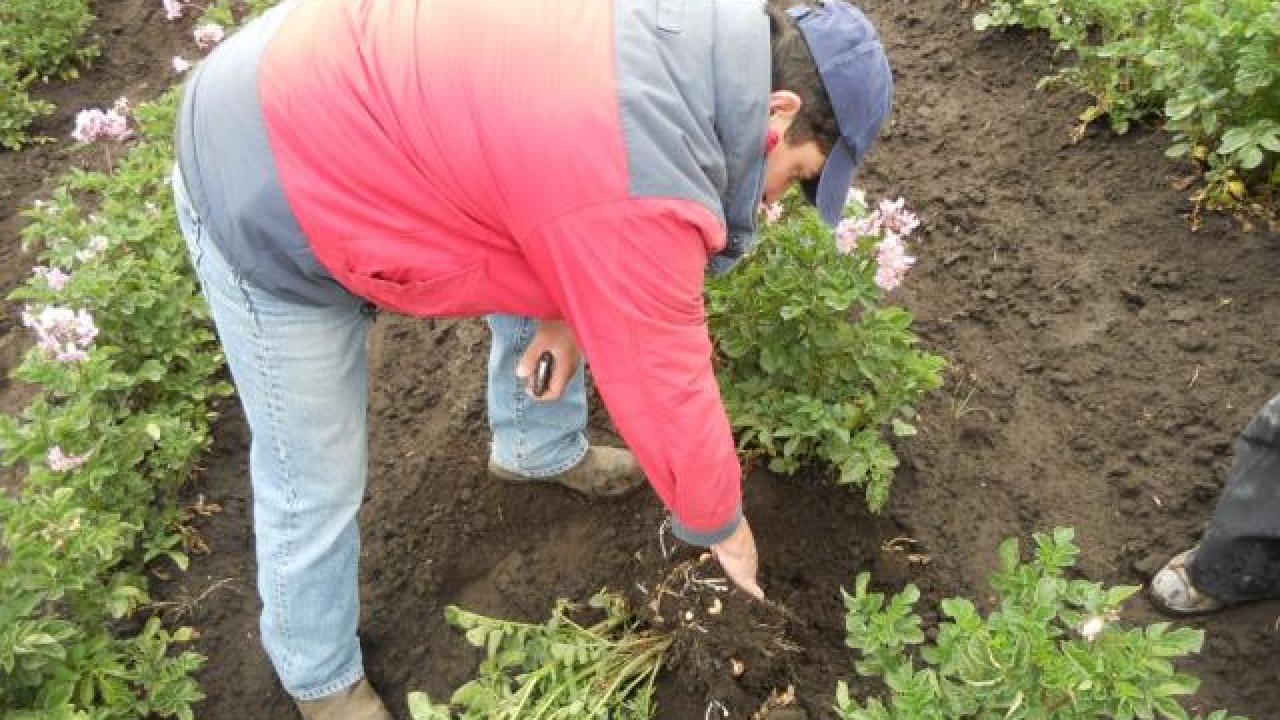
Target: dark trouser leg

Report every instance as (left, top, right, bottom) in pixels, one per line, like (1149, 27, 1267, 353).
(1188, 393, 1280, 604)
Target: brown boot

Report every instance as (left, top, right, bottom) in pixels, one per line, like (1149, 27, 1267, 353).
(489, 445, 645, 497)
(296, 678, 392, 720)
(1149, 547, 1225, 615)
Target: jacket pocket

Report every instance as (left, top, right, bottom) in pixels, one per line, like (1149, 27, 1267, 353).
(656, 0, 683, 32)
(337, 238, 486, 317)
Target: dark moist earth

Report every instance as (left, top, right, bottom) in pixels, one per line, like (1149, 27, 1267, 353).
(3, 0, 1279, 718)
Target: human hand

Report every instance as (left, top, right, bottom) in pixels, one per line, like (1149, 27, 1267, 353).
(711, 517, 764, 600)
(517, 319, 581, 401)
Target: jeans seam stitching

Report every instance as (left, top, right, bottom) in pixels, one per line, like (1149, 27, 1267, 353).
(242, 277, 298, 676)
(293, 665, 366, 702)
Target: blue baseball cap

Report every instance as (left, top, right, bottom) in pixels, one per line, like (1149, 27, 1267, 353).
(786, 2, 893, 226)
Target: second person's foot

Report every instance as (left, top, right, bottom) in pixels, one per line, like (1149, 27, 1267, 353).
(489, 446, 645, 497)
(1149, 547, 1225, 615)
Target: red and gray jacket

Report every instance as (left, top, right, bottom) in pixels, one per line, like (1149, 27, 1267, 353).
(176, 0, 770, 545)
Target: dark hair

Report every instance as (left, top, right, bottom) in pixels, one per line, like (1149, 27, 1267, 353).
(766, 0, 841, 154)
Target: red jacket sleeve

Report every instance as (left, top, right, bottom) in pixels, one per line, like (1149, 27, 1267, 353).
(517, 198, 742, 545)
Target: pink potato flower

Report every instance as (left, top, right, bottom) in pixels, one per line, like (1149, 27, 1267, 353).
(876, 197, 920, 238)
(102, 111, 129, 139)
(873, 232, 916, 292)
(48, 446, 92, 472)
(835, 214, 881, 253)
(832, 193, 921, 291)
(21, 306, 99, 363)
(71, 107, 131, 143)
(32, 266, 71, 292)
(760, 202, 784, 225)
(162, 0, 183, 20)
(193, 23, 226, 50)
(71, 109, 107, 143)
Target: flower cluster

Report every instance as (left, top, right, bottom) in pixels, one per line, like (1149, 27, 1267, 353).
(876, 198, 921, 237)
(47, 446, 92, 472)
(874, 235, 915, 292)
(836, 196, 921, 292)
(71, 98, 132, 144)
(33, 266, 71, 291)
(21, 306, 99, 363)
(193, 23, 226, 49)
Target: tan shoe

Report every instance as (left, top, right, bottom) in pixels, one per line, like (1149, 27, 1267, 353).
(296, 678, 392, 720)
(1149, 547, 1225, 616)
(489, 446, 645, 497)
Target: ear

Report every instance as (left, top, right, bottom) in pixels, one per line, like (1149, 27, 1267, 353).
(768, 90, 804, 118)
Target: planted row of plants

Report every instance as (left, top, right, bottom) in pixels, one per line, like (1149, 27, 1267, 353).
(839, 528, 1242, 720)
(0, 89, 225, 719)
(410, 528, 1246, 719)
(0, 1, 265, 716)
(0, 0, 96, 149)
(973, 0, 1280, 214)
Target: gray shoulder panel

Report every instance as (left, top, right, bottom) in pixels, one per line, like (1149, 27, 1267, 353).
(613, 0, 769, 271)
(176, 0, 356, 307)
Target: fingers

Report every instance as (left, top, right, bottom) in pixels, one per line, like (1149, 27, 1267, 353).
(519, 345, 569, 400)
(714, 544, 764, 599)
(518, 321, 580, 402)
(710, 519, 765, 600)
(515, 346, 536, 382)
(545, 355, 576, 399)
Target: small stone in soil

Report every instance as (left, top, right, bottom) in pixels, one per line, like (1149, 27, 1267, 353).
(1115, 476, 1142, 499)
(1174, 331, 1210, 352)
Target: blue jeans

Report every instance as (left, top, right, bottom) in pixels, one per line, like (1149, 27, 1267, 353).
(172, 169, 588, 699)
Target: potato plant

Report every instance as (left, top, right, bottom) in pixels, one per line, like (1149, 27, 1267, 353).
(0, 89, 230, 719)
(836, 528, 1247, 720)
(0, 0, 96, 148)
(0, 0, 290, 712)
(707, 194, 944, 511)
(0, 59, 54, 150)
(408, 591, 670, 720)
(974, 0, 1280, 210)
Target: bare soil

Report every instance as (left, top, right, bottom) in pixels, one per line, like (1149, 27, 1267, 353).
(4, 0, 1279, 718)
